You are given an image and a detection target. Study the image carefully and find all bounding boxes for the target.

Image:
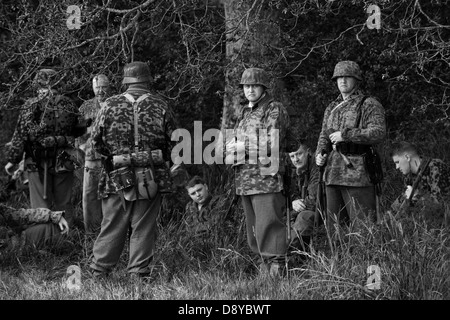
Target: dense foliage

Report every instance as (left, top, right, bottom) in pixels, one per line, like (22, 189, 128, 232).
(0, 0, 449, 301)
(1, 0, 449, 143)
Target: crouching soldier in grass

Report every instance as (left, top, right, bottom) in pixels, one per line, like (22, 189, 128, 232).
(184, 176, 222, 239)
(390, 141, 450, 228)
(0, 204, 69, 251)
(287, 143, 319, 264)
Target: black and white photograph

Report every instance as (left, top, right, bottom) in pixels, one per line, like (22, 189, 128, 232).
(0, 0, 448, 306)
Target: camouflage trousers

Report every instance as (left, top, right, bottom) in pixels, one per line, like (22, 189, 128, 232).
(241, 192, 287, 263)
(27, 169, 74, 226)
(82, 160, 103, 235)
(90, 192, 161, 275)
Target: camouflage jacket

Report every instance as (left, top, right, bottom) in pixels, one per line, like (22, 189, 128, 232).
(75, 97, 104, 161)
(183, 195, 222, 236)
(233, 93, 290, 195)
(91, 88, 177, 197)
(0, 207, 63, 233)
(315, 89, 386, 187)
(6, 91, 81, 168)
(289, 155, 319, 211)
(400, 158, 450, 205)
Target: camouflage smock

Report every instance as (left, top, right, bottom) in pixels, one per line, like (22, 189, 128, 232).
(75, 97, 104, 161)
(183, 195, 222, 236)
(405, 158, 450, 204)
(233, 93, 290, 195)
(315, 89, 386, 187)
(91, 88, 177, 197)
(6, 91, 80, 167)
(289, 154, 319, 211)
(1, 207, 63, 231)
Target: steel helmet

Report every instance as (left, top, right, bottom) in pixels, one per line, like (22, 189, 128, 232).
(122, 61, 152, 85)
(33, 68, 58, 88)
(240, 68, 271, 89)
(331, 61, 363, 81)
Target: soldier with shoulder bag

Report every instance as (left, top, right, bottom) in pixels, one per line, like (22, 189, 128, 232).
(89, 61, 179, 281)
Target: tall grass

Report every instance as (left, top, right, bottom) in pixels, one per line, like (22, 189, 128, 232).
(1, 192, 448, 300)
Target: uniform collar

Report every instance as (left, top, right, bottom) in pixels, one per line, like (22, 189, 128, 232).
(335, 88, 365, 104)
(125, 87, 151, 95)
(196, 194, 213, 211)
(245, 92, 273, 111)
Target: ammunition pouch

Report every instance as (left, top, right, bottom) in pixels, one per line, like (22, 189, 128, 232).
(55, 149, 77, 173)
(111, 149, 175, 195)
(29, 136, 75, 171)
(109, 166, 136, 191)
(38, 136, 72, 149)
(109, 165, 158, 200)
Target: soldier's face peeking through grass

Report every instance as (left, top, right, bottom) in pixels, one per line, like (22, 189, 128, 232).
(187, 183, 210, 205)
(336, 76, 358, 96)
(243, 84, 264, 103)
(289, 146, 309, 171)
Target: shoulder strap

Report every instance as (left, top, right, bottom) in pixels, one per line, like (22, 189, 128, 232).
(123, 93, 151, 153)
(123, 92, 151, 105)
(237, 96, 275, 124)
(354, 96, 369, 129)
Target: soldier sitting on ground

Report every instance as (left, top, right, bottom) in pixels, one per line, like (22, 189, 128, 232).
(183, 175, 222, 238)
(0, 204, 69, 251)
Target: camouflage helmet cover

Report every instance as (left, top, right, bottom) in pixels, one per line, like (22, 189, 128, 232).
(240, 67, 271, 88)
(331, 61, 363, 81)
(122, 61, 152, 85)
(33, 68, 58, 88)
